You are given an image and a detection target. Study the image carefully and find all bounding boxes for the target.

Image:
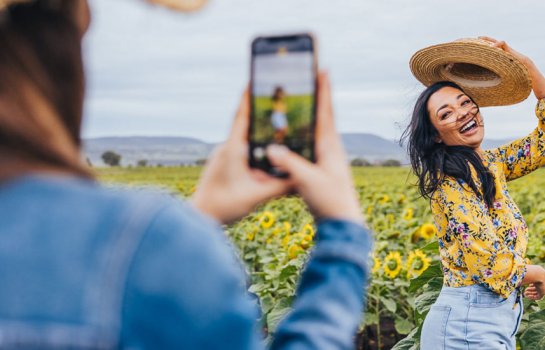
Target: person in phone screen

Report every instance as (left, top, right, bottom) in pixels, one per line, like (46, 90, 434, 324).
(271, 86, 289, 144)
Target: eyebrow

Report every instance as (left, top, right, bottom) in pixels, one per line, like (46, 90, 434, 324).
(436, 93, 466, 117)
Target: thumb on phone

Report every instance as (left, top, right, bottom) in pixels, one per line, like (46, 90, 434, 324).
(266, 144, 315, 183)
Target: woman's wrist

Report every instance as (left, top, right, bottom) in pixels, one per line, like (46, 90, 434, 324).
(524, 60, 545, 99)
(523, 264, 545, 285)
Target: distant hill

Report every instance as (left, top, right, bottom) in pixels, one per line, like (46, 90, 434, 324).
(84, 136, 214, 166)
(341, 133, 405, 163)
(83, 134, 520, 166)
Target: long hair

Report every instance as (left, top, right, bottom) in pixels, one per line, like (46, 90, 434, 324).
(401, 81, 496, 208)
(272, 86, 285, 102)
(0, 0, 93, 182)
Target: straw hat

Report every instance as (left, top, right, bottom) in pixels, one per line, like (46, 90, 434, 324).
(0, 0, 207, 12)
(410, 38, 532, 107)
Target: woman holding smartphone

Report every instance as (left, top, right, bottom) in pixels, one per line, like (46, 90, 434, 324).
(0, 0, 370, 349)
(404, 37, 545, 349)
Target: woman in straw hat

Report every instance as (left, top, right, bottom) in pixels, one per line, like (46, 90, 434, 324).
(0, 0, 371, 348)
(403, 37, 545, 349)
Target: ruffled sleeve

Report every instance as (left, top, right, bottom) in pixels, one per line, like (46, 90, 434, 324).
(488, 99, 545, 181)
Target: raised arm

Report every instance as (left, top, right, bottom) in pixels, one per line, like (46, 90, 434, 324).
(488, 99, 545, 181)
(432, 178, 526, 298)
(480, 37, 545, 180)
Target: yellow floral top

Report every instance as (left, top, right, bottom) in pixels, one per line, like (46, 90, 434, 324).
(431, 98, 545, 298)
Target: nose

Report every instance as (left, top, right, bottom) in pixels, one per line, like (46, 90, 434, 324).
(457, 107, 470, 120)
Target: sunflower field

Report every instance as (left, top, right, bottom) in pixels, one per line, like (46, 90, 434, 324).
(98, 166, 545, 349)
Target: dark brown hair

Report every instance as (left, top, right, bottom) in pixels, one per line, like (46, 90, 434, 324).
(400, 81, 496, 208)
(0, 0, 93, 181)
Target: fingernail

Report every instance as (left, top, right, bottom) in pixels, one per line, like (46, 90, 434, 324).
(267, 144, 289, 158)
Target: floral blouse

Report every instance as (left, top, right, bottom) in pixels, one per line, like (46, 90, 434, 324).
(431, 98, 545, 298)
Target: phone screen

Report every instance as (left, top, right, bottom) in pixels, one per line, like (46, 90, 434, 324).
(249, 34, 317, 176)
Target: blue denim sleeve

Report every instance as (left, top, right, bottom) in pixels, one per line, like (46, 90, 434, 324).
(121, 201, 263, 349)
(271, 219, 373, 350)
(122, 199, 372, 349)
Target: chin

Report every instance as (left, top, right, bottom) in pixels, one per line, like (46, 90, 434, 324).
(463, 128, 485, 149)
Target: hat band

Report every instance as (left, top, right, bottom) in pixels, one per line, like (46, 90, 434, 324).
(440, 62, 502, 88)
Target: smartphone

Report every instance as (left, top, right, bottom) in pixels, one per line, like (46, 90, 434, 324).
(249, 33, 318, 177)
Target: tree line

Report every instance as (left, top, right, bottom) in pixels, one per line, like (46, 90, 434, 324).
(97, 151, 402, 168)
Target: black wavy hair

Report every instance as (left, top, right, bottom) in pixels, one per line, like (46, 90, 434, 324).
(400, 81, 496, 208)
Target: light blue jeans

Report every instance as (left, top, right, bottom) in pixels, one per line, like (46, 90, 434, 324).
(421, 284, 523, 350)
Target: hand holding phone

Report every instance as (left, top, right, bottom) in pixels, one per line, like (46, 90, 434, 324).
(193, 73, 363, 226)
(249, 33, 318, 177)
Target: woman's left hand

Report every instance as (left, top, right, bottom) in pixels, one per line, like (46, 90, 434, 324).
(479, 36, 545, 100)
(524, 283, 545, 301)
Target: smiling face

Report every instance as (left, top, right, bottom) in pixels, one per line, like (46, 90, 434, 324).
(427, 86, 484, 149)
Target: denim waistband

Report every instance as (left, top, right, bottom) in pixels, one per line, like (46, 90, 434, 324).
(438, 284, 520, 306)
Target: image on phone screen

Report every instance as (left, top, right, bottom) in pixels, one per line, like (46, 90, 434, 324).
(250, 34, 317, 176)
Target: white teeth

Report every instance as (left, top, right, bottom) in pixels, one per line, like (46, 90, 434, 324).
(460, 120, 476, 133)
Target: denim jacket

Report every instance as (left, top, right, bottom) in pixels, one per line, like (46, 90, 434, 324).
(0, 174, 372, 349)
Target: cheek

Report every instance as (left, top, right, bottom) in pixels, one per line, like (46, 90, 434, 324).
(434, 123, 456, 140)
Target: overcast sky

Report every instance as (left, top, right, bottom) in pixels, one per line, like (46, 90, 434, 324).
(82, 0, 545, 143)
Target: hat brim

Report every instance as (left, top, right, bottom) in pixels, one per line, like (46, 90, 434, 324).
(410, 40, 532, 107)
(146, 0, 207, 12)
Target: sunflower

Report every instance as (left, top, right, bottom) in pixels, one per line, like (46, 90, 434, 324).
(378, 195, 390, 205)
(176, 183, 186, 193)
(383, 251, 402, 279)
(288, 244, 303, 259)
(300, 233, 314, 249)
(372, 256, 381, 274)
(406, 249, 432, 278)
(246, 230, 256, 241)
(420, 223, 438, 240)
(259, 211, 275, 229)
(302, 223, 314, 237)
(403, 208, 414, 221)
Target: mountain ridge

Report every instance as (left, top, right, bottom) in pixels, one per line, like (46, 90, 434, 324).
(83, 134, 515, 166)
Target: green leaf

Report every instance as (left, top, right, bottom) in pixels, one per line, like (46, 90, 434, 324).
(414, 290, 439, 315)
(520, 323, 545, 350)
(382, 298, 397, 313)
(393, 279, 410, 288)
(394, 317, 414, 335)
(426, 277, 444, 290)
(364, 312, 379, 326)
(248, 283, 267, 294)
(266, 305, 291, 333)
(408, 262, 442, 293)
(260, 295, 275, 315)
(529, 309, 545, 324)
(279, 265, 298, 282)
(420, 240, 439, 253)
(391, 327, 420, 350)
(244, 252, 256, 260)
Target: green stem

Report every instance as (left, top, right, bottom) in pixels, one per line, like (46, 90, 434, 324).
(376, 286, 382, 350)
